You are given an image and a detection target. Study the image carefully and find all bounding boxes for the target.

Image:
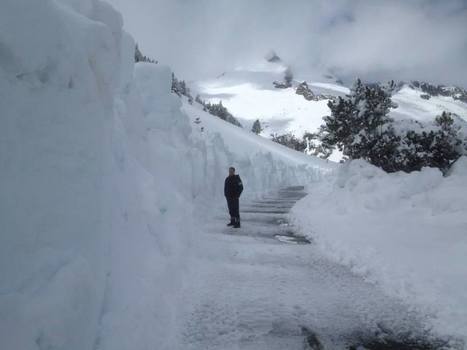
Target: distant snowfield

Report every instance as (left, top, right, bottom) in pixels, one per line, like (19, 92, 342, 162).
(391, 86, 467, 122)
(183, 99, 320, 164)
(197, 68, 340, 139)
(198, 81, 330, 138)
(197, 67, 467, 147)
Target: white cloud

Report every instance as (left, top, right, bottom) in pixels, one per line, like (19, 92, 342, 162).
(108, 0, 467, 87)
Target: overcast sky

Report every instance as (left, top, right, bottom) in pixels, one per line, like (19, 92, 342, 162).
(108, 0, 467, 87)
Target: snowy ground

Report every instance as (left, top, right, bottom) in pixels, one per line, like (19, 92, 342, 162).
(177, 187, 450, 349)
(291, 159, 467, 345)
(391, 86, 467, 122)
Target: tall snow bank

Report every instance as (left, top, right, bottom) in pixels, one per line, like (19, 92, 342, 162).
(291, 158, 467, 342)
(0, 0, 124, 349)
(182, 100, 332, 203)
(96, 62, 198, 350)
(0, 0, 193, 349)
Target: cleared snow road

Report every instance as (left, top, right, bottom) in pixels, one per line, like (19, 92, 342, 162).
(177, 187, 443, 349)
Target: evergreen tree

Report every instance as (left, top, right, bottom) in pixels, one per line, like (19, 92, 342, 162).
(203, 100, 242, 127)
(320, 78, 396, 170)
(251, 119, 263, 134)
(171, 73, 193, 102)
(320, 79, 463, 172)
(393, 113, 462, 172)
(135, 44, 144, 63)
(271, 133, 307, 152)
(303, 132, 334, 159)
(134, 43, 157, 64)
(431, 112, 462, 169)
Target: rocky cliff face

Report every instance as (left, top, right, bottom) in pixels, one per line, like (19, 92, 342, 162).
(410, 81, 467, 103)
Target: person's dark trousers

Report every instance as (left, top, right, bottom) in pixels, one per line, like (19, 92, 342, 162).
(226, 196, 240, 225)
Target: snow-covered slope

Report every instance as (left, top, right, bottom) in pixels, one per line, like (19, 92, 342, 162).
(195, 60, 467, 159)
(0, 2, 332, 349)
(1, 1, 127, 348)
(291, 158, 467, 344)
(182, 99, 332, 198)
(196, 63, 345, 139)
(391, 85, 467, 122)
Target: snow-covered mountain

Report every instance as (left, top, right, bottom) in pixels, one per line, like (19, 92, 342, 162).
(194, 54, 467, 161)
(195, 60, 343, 139)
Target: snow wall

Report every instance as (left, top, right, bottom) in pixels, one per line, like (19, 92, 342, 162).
(0, 1, 328, 349)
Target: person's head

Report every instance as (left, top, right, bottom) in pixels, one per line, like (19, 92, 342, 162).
(228, 167, 235, 176)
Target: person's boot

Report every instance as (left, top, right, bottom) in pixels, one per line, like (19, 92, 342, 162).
(227, 217, 234, 226)
(233, 217, 240, 228)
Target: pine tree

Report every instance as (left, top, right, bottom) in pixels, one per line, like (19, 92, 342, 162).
(271, 133, 307, 151)
(303, 132, 334, 159)
(392, 113, 462, 172)
(134, 43, 157, 64)
(135, 44, 144, 63)
(251, 119, 262, 134)
(320, 79, 397, 170)
(171, 73, 193, 101)
(431, 112, 462, 169)
(171, 73, 178, 94)
(203, 101, 242, 127)
(320, 79, 464, 172)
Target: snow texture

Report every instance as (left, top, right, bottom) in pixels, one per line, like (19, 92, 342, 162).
(291, 158, 467, 343)
(0, 1, 330, 349)
(195, 66, 467, 163)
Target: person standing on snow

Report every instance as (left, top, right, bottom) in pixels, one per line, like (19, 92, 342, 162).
(224, 167, 243, 228)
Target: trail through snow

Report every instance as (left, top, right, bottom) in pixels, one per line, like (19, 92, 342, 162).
(177, 187, 438, 349)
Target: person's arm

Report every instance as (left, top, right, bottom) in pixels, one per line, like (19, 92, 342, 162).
(224, 178, 228, 197)
(237, 176, 243, 197)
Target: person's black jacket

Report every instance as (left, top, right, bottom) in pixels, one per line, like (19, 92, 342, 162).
(224, 175, 243, 198)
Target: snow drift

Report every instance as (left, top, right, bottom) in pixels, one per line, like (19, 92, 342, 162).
(291, 158, 467, 343)
(0, 1, 328, 349)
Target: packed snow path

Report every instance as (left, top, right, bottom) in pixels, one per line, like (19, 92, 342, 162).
(178, 187, 441, 349)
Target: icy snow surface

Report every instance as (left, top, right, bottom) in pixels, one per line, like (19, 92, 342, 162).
(291, 159, 467, 344)
(177, 187, 442, 349)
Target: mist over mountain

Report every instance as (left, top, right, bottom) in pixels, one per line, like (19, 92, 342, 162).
(109, 0, 467, 86)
